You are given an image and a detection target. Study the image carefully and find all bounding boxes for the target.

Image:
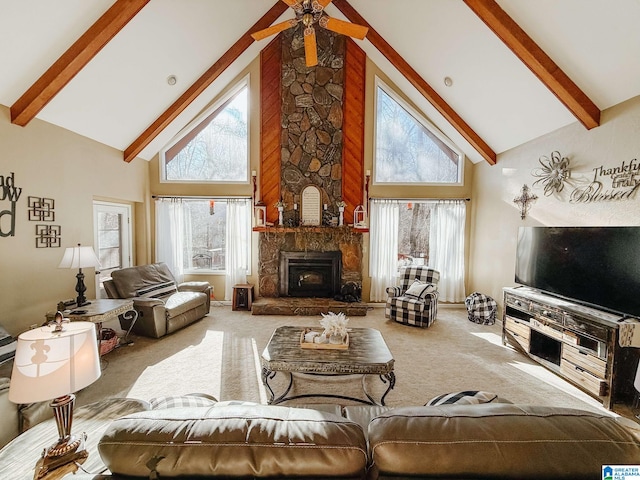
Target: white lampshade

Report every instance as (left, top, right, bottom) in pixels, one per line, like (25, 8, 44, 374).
(58, 244, 101, 270)
(9, 322, 101, 404)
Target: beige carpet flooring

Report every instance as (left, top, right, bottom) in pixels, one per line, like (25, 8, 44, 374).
(76, 304, 609, 414)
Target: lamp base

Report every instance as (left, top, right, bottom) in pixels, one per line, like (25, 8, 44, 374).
(34, 433, 88, 479)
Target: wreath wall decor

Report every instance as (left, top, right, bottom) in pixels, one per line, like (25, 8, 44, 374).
(531, 151, 571, 196)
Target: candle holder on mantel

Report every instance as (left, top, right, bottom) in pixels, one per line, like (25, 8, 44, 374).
(365, 169, 371, 212)
(275, 200, 286, 226)
(336, 200, 346, 226)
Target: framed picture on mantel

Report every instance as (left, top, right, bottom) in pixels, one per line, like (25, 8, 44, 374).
(301, 185, 321, 226)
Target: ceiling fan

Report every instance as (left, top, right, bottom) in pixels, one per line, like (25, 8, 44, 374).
(251, 0, 368, 67)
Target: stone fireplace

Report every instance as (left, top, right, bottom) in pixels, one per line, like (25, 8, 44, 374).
(258, 229, 362, 298)
(279, 251, 341, 297)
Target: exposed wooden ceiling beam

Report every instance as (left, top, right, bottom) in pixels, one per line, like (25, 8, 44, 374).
(332, 0, 496, 165)
(10, 0, 150, 127)
(464, 0, 600, 130)
(123, 1, 289, 162)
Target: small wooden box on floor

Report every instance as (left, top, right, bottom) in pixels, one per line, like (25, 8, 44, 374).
(232, 284, 254, 311)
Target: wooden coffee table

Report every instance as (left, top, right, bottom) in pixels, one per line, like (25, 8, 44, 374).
(261, 326, 395, 405)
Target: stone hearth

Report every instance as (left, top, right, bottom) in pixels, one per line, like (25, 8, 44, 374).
(252, 297, 368, 316)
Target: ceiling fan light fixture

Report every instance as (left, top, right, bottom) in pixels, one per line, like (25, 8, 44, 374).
(302, 12, 314, 27)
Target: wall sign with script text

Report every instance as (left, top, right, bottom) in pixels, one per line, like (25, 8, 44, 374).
(570, 158, 640, 203)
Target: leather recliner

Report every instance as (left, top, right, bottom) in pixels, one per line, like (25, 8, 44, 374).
(104, 263, 211, 338)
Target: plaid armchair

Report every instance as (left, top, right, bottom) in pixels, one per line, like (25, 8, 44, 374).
(385, 266, 440, 328)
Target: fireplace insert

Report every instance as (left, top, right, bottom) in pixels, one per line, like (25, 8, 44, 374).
(279, 251, 341, 297)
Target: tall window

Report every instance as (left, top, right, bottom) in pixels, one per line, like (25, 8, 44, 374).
(186, 199, 228, 272)
(374, 79, 463, 184)
(161, 80, 249, 182)
(370, 199, 466, 303)
(155, 198, 251, 277)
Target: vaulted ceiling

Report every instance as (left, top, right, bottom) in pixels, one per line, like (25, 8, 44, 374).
(2, 0, 639, 165)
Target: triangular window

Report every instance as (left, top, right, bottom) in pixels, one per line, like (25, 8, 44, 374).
(374, 78, 463, 184)
(161, 79, 249, 182)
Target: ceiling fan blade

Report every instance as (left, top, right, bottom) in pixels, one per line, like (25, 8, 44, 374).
(303, 27, 318, 67)
(320, 16, 368, 40)
(251, 19, 298, 41)
(312, 0, 332, 12)
(282, 0, 303, 14)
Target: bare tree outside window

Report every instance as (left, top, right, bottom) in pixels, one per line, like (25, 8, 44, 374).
(398, 202, 432, 267)
(163, 85, 248, 182)
(184, 200, 228, 272)
(97, 212, 121, 270)
(375, 83, 461, 184)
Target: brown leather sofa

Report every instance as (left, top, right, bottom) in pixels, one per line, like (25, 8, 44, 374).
(91, 402, 640, 479)
(104, 263, 212, 338)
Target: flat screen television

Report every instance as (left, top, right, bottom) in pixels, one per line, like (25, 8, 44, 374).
(515, 226, 640, 318)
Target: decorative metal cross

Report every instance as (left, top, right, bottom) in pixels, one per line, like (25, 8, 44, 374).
(513, 184, 538, 219)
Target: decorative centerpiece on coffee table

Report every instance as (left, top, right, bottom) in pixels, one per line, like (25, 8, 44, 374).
(300, 312, 349, 350)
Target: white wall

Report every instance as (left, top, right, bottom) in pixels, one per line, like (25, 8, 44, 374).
(469, 95, 640, 305)
(0, 106, 149, 335)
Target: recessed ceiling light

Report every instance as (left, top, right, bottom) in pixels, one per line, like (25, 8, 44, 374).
(167, 75, 177, 86)
(444, 77, 453, 87)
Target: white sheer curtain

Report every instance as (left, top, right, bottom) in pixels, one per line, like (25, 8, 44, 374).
(428, 200, 466, 303)
(224, 198, 251, 301)
(155, 198, 191, 284)
(369, 199, 400, 302)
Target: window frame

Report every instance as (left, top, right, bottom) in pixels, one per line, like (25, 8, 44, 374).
(373, 77, 464, 186)
(159, 75, 251, 185)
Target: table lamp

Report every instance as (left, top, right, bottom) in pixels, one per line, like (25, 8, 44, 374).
(58, 243, 101, 307)
(9, 321, 101, 479)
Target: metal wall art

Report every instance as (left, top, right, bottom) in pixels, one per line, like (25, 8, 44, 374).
(570, 157, 640, 203)
(513, 184, 538, 220)
(531, 151, 571, 196)
(35, 224, 61, 248)
(28, 195, 59, 247)
(0, 172, 23, 237)
(28, 196, 55, 221)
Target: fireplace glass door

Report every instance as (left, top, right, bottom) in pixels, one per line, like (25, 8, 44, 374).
(279, 251, 341, 297)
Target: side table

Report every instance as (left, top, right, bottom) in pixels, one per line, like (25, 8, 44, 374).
(0, 398, 148, 479)
(46, 299, 138, 352)
(232, 284, 254, 311)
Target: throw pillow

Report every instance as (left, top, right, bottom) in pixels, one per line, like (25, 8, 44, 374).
(405, 280, 436, 300)
(0, 326, 17, 365)
(150, 394, 218, 409)
(425, 390, 498, 406)
(136, 281, 177, 299)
